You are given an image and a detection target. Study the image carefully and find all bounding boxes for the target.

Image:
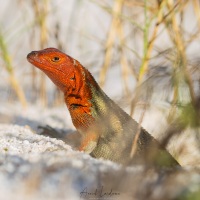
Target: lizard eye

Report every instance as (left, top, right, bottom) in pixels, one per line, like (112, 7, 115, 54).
(51, 56, 60, 62)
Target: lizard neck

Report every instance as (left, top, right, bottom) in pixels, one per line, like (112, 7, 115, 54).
(64, 66, 101, 133)
(64, 82, 114, 153)
(64, 93, 94, 131)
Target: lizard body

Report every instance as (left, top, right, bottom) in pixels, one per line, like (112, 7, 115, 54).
(27, 48, 179, 167)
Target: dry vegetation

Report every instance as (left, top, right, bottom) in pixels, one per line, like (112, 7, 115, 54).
(1, 0, 200, 199)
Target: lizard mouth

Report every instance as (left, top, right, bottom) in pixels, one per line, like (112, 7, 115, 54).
(27, 56, 35, 64)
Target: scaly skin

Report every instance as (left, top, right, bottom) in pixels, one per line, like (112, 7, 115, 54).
(27, 48, 179, 167)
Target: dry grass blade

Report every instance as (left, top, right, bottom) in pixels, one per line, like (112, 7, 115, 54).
(117, 18, 132, 97)
(32, 0, 49, 106)
(165, 0, 196, 111)
(192, 0, 200, 24)
(99, 0, 124, 86)
(130, 104, 147, 158)
(0, 32, 27, 108)
(130, 0, 167, 116)
(138, 0, 167, 82)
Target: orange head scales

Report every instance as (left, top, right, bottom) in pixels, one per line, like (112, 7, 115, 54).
(27, 48, 99, 131)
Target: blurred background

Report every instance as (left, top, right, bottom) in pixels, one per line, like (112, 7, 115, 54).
(0, 0, 200, 166)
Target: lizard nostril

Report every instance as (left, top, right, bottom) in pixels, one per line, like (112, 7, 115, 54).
(27, 51, 38, 60)
(31, 51, 38, 56)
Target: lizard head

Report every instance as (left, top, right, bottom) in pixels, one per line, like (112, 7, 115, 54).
(27, 48, 100, 131)
(27, 47, 86, 94)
